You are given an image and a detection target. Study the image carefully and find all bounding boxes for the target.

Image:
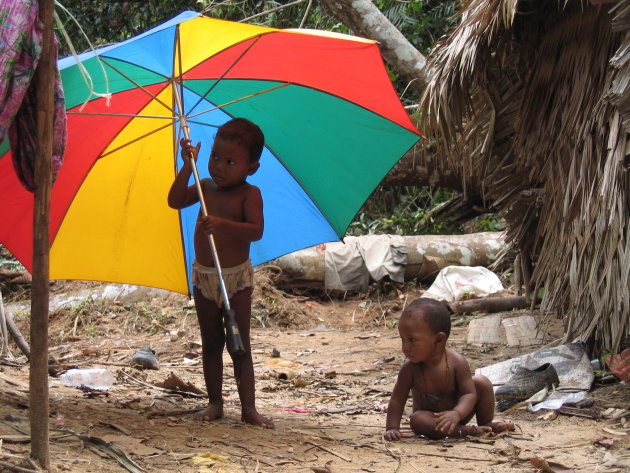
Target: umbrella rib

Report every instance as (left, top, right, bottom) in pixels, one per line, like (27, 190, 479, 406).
(186, 83, 290, 120)
(98, 56, 175, 114)
(175, 24, 186, 131)
(67, 111, 176, 120)
(99, 121, 174, 158)
(182, 35, 264, 116)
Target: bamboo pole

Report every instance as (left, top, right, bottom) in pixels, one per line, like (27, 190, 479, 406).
(30, 0, 55, 467)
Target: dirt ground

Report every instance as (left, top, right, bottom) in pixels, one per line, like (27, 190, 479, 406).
(0, 278, 628, 473)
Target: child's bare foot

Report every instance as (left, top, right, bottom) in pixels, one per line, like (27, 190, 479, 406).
(457, 425, 493, 437)
(193, 403, 223, 422)
(242, 407, 274, 429)
(485, 421, 515, 433)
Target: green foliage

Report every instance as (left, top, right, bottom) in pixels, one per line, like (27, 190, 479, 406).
(376, 0, 459, 103)
(56, 0, 199, 56)
(197, 0, 346, 32)
(470, 215, 505, 233)
(55, 0, 458, 102)
(378, 0, 459, 55)
(56, 0, 347, 57)
(348, 186, 458, 236)
(0, 245, 24, 271)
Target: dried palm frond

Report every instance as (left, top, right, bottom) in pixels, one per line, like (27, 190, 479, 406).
(420, 0, 630, 354)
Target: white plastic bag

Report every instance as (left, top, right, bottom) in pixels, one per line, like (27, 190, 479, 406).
(422, 266, 504, 302)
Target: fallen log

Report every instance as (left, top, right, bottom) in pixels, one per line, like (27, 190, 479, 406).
(0, 268, 32, 284)
(266, 232, 505, 289)
(448, 296, 529, 314)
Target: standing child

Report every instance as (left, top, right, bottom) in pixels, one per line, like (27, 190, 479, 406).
(168, 118, 273, 428)
(384, 298, 512, 439)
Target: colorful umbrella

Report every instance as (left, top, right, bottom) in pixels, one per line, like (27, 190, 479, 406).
(0, 11, 421, 295)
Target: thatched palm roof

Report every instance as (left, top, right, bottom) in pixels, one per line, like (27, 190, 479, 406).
(421, 0, 630, 353)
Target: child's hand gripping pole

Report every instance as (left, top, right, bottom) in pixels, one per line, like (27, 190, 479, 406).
(175, 100, 246, 356)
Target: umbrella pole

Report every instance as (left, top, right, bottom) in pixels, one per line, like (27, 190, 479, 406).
(174, 92, 245, 356)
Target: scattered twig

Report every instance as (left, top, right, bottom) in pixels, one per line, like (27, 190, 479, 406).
(381, 442, 403, 472)
(146, 408, 202, 418)
(118, 369, 206, 398)
(305, 441, 351, 462)
(311, 459, 334, 473)
(0, 460, 39, 473)
(87, 436, 148, 473)
(151, 319, 170, 334)
(212, 440, 278, 468)
(71, 309, 81, 337)
(240, 0, 307, 22)
(0, 296, 29, 358)
(26, 457, 41, 473)
(409, 449, 510, 464)
(1, 420, 29, 435)
(52, 428, 147, 473)
(0, 291, 14, 358)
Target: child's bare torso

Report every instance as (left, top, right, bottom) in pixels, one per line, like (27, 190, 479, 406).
(410, 349, 463, 413)
(193, 179, 254, 268)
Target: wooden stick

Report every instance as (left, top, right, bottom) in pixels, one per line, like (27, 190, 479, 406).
(410, 450, 509, 463)
(146, 408, 201, 418)
(448, 296, 529, 314)
(0, 291, 13, 358)
(0, 460, 39, 473)
(305, 441, 351, 462)
(2, 305, 30, 358)
(118, 370, 206, 398)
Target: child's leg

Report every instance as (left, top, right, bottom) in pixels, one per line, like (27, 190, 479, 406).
(193, 286, 226, 421)
(473, 374, 514, 432)
(230, 288, 274, 428)
(409, 409, 444, 439)
(409, 410, 489, 438)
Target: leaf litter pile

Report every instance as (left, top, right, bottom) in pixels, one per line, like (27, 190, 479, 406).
(0, 275, 628, 473)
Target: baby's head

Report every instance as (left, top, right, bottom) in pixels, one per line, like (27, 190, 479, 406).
(400, 297, 451, 339)
(215, 118, 264, 163)
(397, 298, 451, 362)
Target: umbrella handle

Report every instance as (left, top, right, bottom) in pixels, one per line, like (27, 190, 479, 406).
(174, 93, 233, 311)
(174, 89, 245, 356)
(189, 152, 247, 356)
(188, 160, 232, 310)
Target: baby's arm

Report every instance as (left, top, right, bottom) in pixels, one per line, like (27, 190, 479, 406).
(434, 353, 477, 435)
(384, 362, 413, 441)
(168, 139, 202, 209)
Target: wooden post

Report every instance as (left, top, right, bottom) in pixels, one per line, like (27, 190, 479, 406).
(30, 0, 55, 468)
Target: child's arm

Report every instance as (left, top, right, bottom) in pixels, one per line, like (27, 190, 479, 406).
(434, 353, 477, 435)
(167, 140, 202, 209)
(199, 185, 264, 242)
(384, 362, 413, 441)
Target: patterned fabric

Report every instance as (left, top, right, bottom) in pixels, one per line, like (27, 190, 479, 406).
(0, 0, 66, 191)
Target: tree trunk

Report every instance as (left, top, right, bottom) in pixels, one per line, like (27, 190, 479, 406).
(265, 232, 505, 289)
(320, 0, 428, 94)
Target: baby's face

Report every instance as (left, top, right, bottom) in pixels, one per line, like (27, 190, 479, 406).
(397, 316, 440, 363)
(208, 138, 258, 188)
